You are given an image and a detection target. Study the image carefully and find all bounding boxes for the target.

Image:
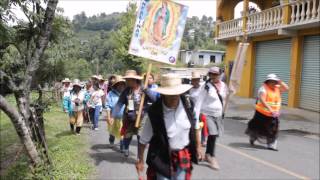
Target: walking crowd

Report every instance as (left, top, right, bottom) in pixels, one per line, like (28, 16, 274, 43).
(59, 66, 288, 180)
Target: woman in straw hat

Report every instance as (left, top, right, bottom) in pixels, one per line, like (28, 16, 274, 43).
(136, 73, 202, 180)
(113, 70, 157, 157)
(246, 74, 288, 151)
(194, 66, 228, 170)
(63, 79, 86, 135)
(105, 76, 126, 151)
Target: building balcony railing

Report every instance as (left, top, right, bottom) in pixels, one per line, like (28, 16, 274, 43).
(217, 18, 243, 39)
(247, 5, 283, 34)
(216, 0, 320, 40)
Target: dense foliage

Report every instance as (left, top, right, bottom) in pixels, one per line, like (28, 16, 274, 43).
(1, 2, 225, 87)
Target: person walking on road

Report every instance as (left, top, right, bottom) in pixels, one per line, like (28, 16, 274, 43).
(195, 66, 228, 170)
(189, 71, 208, 147)
(245, 74, 289, 151)
(63, 79, 86, 135)
(113, 70, 157, 158)
(90, 82, 104, 130)
(136, 73, 202, 180)
(105, 76, 126, 151)
(61, 78, 72, 111)
(84, 81, 93, 124)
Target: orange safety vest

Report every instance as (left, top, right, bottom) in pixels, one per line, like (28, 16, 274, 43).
(255, 84, 281, 117)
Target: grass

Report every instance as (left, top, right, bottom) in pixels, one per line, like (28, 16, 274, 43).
(0, 95, 94, 179)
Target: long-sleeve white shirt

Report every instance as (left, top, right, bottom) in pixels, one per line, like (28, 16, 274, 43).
(195, 81, 228, 119)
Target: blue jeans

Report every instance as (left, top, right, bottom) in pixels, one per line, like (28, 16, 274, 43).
(156, 167, 187, 180)
(123, 135, 140, 153)
(93, 106, 101, 129)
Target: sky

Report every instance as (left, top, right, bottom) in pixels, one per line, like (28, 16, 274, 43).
(11, 0, 258, 23)
(58, 0, 217, 20)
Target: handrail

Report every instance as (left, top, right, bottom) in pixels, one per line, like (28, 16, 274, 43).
(216, 0, 320, 39)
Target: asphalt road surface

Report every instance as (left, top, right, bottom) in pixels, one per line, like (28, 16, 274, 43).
(88, 118, 319, 180)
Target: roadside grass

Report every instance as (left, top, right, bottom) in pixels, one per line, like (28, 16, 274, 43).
(0, 95, 94, 179)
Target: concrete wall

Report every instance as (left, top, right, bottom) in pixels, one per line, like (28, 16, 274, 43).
(194, 52, 224, 66)
(180, 51, 192, 64)
(181, 51, 225, 66)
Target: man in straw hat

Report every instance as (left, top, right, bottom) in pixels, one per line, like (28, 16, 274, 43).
(136, 73, 202, 180)
(105, 75, 126, 151)
(63, 79, 86, 135)
(113, 70, 157, 158)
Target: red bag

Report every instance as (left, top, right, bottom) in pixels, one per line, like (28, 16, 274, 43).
(200, 114, 208, 137)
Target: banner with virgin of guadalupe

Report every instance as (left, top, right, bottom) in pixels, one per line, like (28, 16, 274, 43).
(128, 0, 189, 65)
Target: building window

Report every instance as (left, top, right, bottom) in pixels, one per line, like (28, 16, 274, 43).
(199, 55, 204, 59)
(210, 55, 216, 63)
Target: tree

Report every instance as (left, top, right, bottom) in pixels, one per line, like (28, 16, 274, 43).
(0, 0, 59, 167)
(112, 3, 145, 73)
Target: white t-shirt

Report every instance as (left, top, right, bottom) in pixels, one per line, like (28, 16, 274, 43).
(62, 86, 72, 98)
(70, 91, 85, 112)
(140, 99, 191, 150)
(258, 86, 267, 96)
(91, 89, 104, 107)
(189, 86, 202, 104)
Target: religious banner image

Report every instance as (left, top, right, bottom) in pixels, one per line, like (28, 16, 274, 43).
(129, 0, 189, 64)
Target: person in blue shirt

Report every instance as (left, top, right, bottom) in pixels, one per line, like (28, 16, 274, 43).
(144, 74, 161, 109)
(105, 76, 126, 152)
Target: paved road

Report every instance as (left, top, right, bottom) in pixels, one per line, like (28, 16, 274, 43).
(88, 118, 319, 180)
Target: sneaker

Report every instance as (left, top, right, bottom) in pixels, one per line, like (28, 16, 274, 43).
(124, 150, 129, 157)
(109, 142, 115, 148)
(205, 154, 220, 170)
(267, 140, 278, 151)
(94, 128, 99, 131)
(76, 133, 80, 136)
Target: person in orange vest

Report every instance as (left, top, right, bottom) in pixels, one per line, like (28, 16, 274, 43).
(246, 74, 289, 151)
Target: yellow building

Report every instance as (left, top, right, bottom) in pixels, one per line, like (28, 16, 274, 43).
(215, 0, 320, 112)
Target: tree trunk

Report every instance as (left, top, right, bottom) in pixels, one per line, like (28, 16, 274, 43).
(0, 0, 58, 167)
(0, 95, 41, 165)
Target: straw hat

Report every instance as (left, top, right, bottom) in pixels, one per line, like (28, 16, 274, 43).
(191, 71, 201, 79)
(208, 66, 220, 74)
(123, 70, 142, 80)
(72, 79, 82, 87)
(96, 75, 104, 81)
(91, 75, 98, 79)
(265, 74, 280, 82)
(154, 73, 192, 95)
(112, 75, 126, 87)
(61, 78, 71, 83)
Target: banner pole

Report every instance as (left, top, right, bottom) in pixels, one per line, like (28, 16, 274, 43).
(223, 31, 249, 117)
(135, 63, 153, 128)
